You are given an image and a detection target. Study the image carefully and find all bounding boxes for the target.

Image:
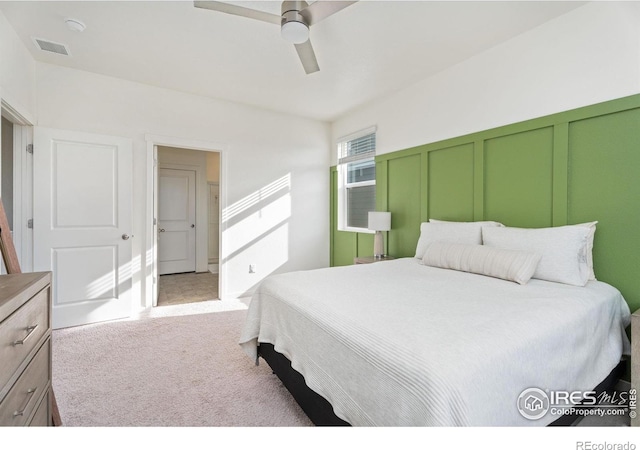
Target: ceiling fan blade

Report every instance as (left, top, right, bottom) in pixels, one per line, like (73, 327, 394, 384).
(194, 1, 281, 25)
(300, 1, 358, 26)
(294, 40, 320, 74)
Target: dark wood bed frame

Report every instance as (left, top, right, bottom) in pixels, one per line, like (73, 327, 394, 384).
(258, 343, 626, 427)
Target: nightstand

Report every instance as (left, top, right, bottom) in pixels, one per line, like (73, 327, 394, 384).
(354, 256, 395, 264)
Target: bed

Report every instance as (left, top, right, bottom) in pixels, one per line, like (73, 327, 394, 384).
(239, 222, 631, 426)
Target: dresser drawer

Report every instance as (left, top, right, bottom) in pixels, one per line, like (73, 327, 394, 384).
(0, 339, 51, 426)
(28, 390, 51, 427)
(0, 287, 49, 394)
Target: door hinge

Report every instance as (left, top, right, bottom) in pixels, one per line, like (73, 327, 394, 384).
(153, 218, 157, 225)
(27, 219, 33, 229)
(153, 276, 157, 284)
(26, 144, 33, 154)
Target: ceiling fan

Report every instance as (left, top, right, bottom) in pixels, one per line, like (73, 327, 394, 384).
(194, 1, 357, 74)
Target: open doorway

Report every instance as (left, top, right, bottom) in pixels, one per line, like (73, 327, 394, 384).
(0, 115, 14, 275)
(1, 116, 14, 245)
(1, 102, 33, 274)
(155, 146, 221, 306)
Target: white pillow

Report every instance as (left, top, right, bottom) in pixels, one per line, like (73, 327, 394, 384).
(574, 221, 597, 280)
(429, 219, 505, 228)
(422, 242, 541, 285)
(414, 220, 504, 259)
(482, 225, 592, 286)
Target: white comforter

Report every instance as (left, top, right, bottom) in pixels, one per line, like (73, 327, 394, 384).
(239, 258, 631, 426)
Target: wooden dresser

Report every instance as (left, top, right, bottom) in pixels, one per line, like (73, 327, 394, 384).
(0, 272, 52, 426)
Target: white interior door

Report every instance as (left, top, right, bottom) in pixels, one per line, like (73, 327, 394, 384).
(158, 168, 196, 275)
(33, 127, 133, 329)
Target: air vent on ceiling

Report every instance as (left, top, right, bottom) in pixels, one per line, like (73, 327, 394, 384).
(32, 37, 70, 56)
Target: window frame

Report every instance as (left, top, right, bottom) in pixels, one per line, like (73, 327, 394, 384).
(336, 126, 377, 233)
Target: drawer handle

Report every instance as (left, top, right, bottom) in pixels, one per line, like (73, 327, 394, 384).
(13, 387, 37, 417)
(12, 324, 38, 346)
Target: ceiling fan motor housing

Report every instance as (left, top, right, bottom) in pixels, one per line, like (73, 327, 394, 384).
(194, 0, 357, 73)
(281, 0, 310, 44)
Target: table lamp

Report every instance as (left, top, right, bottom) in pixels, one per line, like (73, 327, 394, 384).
(368, 211, 391, 258)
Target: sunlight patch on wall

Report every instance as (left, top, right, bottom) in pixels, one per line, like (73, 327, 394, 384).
(222, 173, 291, 224)
(221, 173, 292, 294)
(222, 173, 291, 260)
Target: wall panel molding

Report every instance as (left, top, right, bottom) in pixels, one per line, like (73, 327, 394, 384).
(331, 93, 640, 312)
(552, 122, 569, 226)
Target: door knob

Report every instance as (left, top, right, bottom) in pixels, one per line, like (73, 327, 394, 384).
(159, 228, 165, 232)
(122, 234, 131, 240)
(191, 224, 195, 228)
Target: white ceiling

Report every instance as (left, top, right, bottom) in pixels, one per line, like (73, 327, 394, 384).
(0, 1, 585, 122)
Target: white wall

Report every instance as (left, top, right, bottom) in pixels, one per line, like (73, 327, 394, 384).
(0, 12, 37, 275)
(35, 63, 331, 304)
(0, 11, 36, 122)
(331, 2, 640, 164)
(9, 0, 639, 309)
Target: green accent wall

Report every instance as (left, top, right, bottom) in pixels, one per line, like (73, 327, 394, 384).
(387, 154, 422, 258)
(567, 108, 640, 312)
(484, 127, 554, 228)
(330, 94, 640, 313)
(428, 143, 475, 222)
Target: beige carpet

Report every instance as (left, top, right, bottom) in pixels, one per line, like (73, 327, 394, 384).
(51, 300, 625, 428)
(158, 272, 219, 306)
(52, 307, 313, 427)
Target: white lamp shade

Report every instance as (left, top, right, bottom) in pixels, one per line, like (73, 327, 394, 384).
(368, 211, 391, 231)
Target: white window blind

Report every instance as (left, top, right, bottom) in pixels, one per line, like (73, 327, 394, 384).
(337, 128, 376, 232)
(338, 132, 376, 165)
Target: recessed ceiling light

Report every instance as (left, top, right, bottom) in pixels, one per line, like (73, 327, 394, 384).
(65, 18, 86, 32)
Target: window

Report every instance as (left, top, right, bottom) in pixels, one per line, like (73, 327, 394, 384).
(337, 128, 376, 232)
